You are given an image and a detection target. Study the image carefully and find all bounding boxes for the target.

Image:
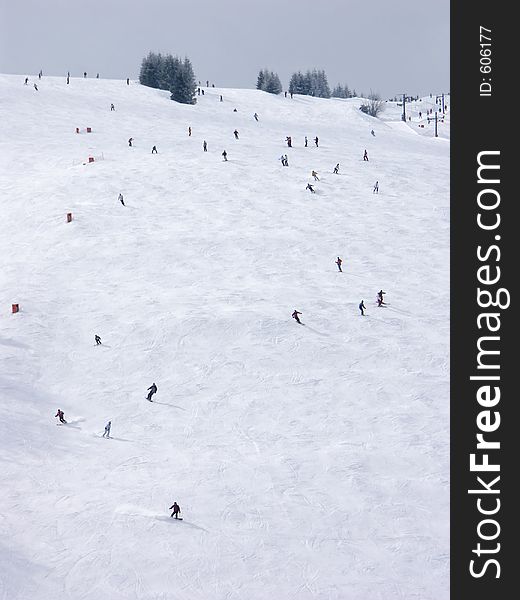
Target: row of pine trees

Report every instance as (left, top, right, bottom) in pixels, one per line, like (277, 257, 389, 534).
(138, 51, 365, 103)
(139, 52, 197, 104)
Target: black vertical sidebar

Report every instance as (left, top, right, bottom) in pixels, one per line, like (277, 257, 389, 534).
(451, 2, 516, 598)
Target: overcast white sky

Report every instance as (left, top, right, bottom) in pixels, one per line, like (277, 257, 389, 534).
(0, 0, 449, 98)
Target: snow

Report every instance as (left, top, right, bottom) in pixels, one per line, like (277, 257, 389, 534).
(0, 74, 449, 600)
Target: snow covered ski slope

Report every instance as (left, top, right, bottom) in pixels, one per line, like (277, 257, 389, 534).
(0, 74, 449, 600)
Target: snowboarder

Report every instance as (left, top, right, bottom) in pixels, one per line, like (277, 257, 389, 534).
(102, 421, 111, 438)
(377, 290, 387, 306)
(292, 310, 303, 324)
(304, 136, 308, 147)
(169, 502, 181, 519)
(254, 112, 259, 121)
(286, 136, 292, 147)
(146, 383, 158, 402)
(128, 138, 133, 147)
(203, 140, 207, 152)
(55, 409, 66, 424)
(233, 129, 239, 140)
(118, 193, 125, 206)
(33, 83, 38, 91)
(314, 136, 319, 147)
(359, 300, 366, 316)
(95, 334, 102, 345)
(333, 163, 340, 174)
(188, 126, 192, 136)
(306, 183, 315, 193)
(363, 149, 369, 161)
(222, 150, 228, 161)
(335, 257, 342, 272)
(311, 170, 319, 181)
(110, 103, 115, 111)
(373, 181, 379, 193)
(151, 145, 158, 154)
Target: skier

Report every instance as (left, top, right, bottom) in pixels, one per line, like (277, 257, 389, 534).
(127, 78, 130, 85)
(203, 140, 207, 152)
(24, 77, 29, 85)
(146, 383, 158, 402)
(335, 257, 342, 272)
(188, 126, 192, 136)
(377, 290, 387, 306)
(286, 136, 292, 148)
(96, 73, 99, 79)
(292, 310, 303, 324)
(102, 421, 111, 438)
(151, 145, 158, 154)
(233, 129, 239, 140)
(222, 150, 228, 161)
(373, 181, 379, 193)
(110, 103, 115, 111)
(363, 149, 369, 161)
(333, 163, 340, 174)
(220, 95, 223, 102)
(314, 136, 319, 147)
(118, 193, 125, 206)
(306, 183, 315, 193)
(55, 409, 67, 424)
(95, 334, 102, 345)
(169, 501, 181, 519)
(284, 154, 289, 166)
(128, 137, 133, 147)
(253, 112, 259, 121)
(34, 83, 38, 91)
(371, 129, 375, 136)
(84, 72, 87, 78)
(304, 136, 308, 147)
(39, 70, 42, 79)
(284, 91, 287, 98)
(359, 300, 366, 316)
(66, 76, 69, 85)
(311, 170, 319, 181)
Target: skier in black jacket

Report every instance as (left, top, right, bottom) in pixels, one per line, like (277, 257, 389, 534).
(146, 383, 157, 401)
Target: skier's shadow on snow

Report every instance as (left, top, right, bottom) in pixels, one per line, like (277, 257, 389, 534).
(301, 325, 330, 337)
(63, 420, 83, 429)
(153, 401, 186, 411)
(157, 517, 208, 532)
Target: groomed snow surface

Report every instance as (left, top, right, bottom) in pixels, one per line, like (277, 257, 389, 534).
(0, 74, 449, 600)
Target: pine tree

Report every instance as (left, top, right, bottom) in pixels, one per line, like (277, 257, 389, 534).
(265, 71, 282, 94)
(139, 52, 163, 89)
(256, 69, 266, 90)
(170, 57, 197, 104)
(159, 54, 180, 91)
